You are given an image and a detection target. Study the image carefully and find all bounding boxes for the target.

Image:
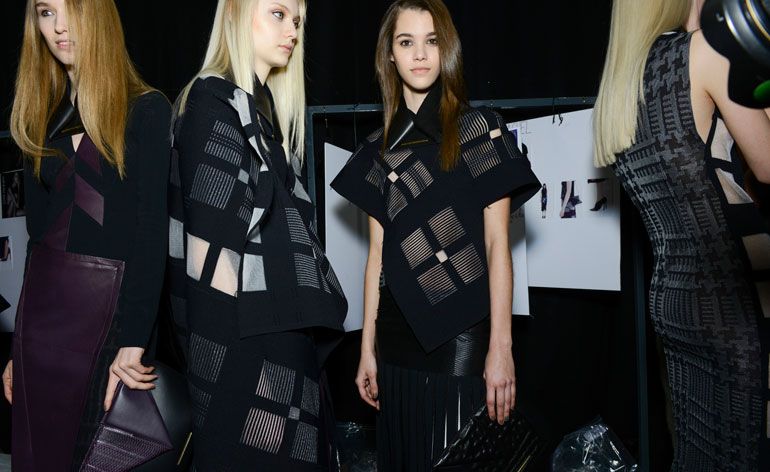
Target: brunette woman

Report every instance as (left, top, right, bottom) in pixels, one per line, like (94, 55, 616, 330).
(168, 0, 346, 469)
(1, 0, 171, 469)
(331, 1, 540, 469)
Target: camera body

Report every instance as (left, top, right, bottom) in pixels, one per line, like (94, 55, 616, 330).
(702, 0, 770, 108)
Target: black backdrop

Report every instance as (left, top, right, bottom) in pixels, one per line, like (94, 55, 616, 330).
(0, 0, 612, 123)
(0, 1, 676, 470)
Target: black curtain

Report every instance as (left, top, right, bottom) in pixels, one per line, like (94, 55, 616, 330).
(0, 1, 676, 469)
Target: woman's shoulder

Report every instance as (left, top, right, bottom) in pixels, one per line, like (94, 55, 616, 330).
(129, 90, 172, 127)
(351, 127, 385, 158)
(188, 75, 241, 103)
(131, 90, 171, 116)
(183, 75, 248, 123)
(458, 106, 507, 142)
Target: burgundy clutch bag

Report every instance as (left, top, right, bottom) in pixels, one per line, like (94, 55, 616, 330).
(80, 381, 173, 471)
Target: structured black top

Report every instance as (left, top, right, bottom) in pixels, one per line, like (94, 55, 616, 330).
(24, 91, 172, 347)
(331, 86, 540, 351)
(168, 76, 346, 361)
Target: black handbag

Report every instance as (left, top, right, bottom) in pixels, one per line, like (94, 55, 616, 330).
(432, 405, 546, 471)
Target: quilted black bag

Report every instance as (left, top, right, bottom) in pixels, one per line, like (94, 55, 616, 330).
(432, 405, 546, 471)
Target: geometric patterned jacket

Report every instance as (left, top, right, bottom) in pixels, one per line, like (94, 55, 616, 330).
(167, 76, 347, 362)
(332, 86, 539, 352)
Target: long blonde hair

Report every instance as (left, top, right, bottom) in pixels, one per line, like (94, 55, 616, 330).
(179, 0, 307, 161)
(10, 0, 153, 177)
(593, 0, 690, 167)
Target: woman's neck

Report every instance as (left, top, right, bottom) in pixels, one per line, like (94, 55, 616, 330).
(254, 61, 271, 88)
(67, 68, 77, 104)
(402, 85, 429, 114)
(685, 0, 702, 32)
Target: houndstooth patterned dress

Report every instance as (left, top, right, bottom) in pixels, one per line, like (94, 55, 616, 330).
(613, 32, 770, 471)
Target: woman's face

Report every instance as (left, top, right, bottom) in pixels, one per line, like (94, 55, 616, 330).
(390, 8, 441, 94)
(251, 0, 300, 78)
(35, 0, 75, 68)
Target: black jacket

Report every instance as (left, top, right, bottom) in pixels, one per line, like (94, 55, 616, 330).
(168, 76, 346, 362)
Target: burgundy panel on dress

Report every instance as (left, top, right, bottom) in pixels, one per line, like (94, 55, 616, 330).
(12, 245, 124, 471)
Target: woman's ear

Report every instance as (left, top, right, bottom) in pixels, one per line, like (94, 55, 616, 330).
(390, 54, 394, 63)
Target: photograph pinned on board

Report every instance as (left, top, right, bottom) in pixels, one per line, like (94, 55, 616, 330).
(540, 183, 548, 219)
(510, 126, 522, 152)
(585, 177, 618, 215)
(559, 180, 582, 219)
(1, 169, 25, 219)
(0, 235, 11, 272)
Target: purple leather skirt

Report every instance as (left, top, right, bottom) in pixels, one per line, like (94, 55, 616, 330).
(12, 243, 124, 471)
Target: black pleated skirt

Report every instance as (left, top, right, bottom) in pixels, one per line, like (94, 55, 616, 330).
(376, 286, 490, 472)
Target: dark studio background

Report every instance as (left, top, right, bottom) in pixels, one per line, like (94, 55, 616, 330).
(0, 1, 675, 470)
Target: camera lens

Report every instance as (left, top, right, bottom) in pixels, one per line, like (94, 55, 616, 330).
(749, 0, 770, 43)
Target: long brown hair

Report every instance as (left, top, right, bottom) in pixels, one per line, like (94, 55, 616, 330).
(375, 0, 467, 171)
(10, 0, 153, 177)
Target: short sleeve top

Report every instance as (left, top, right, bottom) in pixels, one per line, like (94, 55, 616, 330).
(332, 89, 540, 351)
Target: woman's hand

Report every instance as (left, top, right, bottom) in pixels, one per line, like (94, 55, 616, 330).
(355, 350, 380, 410)
(104, 347, 157, 411)
(484, 347, 516, 425)
(2, 360, 12, 404)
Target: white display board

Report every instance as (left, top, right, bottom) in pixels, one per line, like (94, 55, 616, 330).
(509, 108, 621, 291)
(0, 216, 29, 331)
(324, 143, 532, 332)
(324, 144, 370, 331)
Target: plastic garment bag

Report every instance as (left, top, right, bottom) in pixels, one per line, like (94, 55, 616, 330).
(551, 420, 638, 472)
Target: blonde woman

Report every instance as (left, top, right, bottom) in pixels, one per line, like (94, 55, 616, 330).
(1, 0, 171, 469)
(168, 0, 346, 469)
(595, 0, 770, 470)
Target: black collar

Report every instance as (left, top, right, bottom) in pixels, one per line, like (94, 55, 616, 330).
(253, 79, 283, 143)
(47, 82, 84, 141)
(387, 83, 443, 150)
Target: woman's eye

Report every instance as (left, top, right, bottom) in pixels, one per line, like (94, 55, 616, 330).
(293, 19, 301, 28)
(38, 9, 53, 17)
(272, 10, 284, 20)
(399, 39, 412, 47)
(427, 38, 438, 45)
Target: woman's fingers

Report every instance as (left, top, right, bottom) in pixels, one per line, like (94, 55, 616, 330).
(486, 379, 516, 424)
(366, 375, 379, 401)
(104, 348, 155, 411)
(486, 383, 496, 421)
(118, 364, 158, 384)
(355, 373, 380, 409)
(503, 383, 512, 422)
(496, 386, 507, 425)
(103, 372, 121, 411)
(118, 360, 155, 375)
(112, 364, 156, 389)
(2, 361, 12, 404)
(356, 377, 372, 406)
(366, 375, 380, 411)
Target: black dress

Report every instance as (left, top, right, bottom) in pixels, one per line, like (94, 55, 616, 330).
(18, 91, 172, 469)
(331, 85, 540, 471)
(613, 32, 770, 471)
(168, 76, 346, 470)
